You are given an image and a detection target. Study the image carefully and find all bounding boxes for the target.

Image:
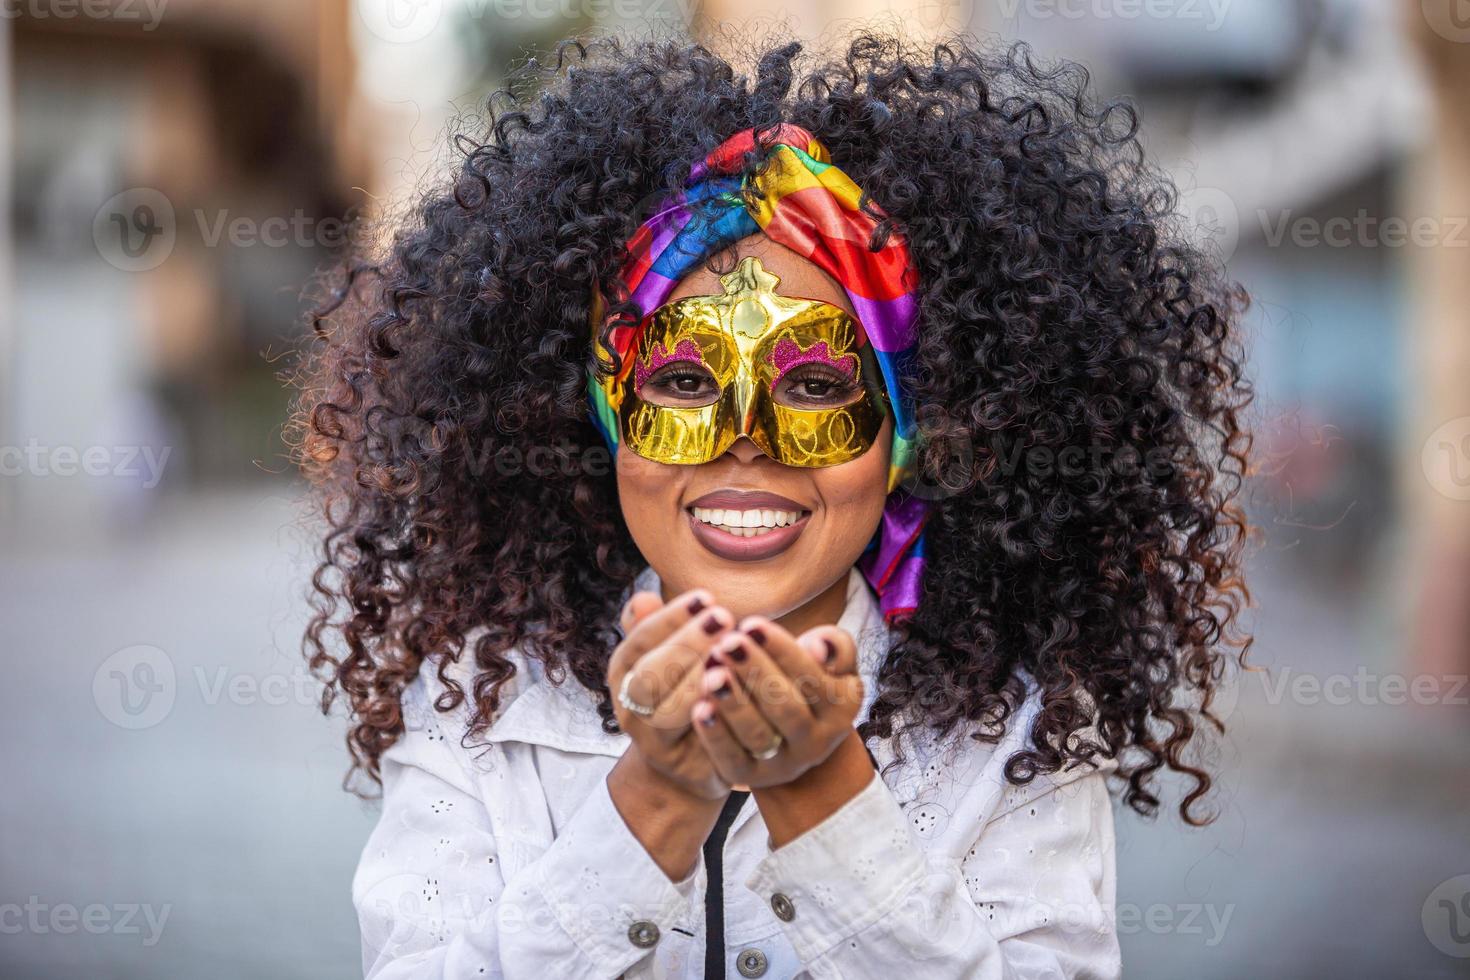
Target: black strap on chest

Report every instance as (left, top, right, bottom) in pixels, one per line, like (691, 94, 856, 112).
(702, 790, 750, 979)
(700, 746, 877, 977)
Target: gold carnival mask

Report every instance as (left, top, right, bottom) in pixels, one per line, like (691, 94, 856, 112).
(608, 255, 889, 467)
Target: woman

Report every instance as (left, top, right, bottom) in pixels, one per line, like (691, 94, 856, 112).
(295, 31, 1251, 979)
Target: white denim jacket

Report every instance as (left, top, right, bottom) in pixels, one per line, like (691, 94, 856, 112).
(353, 567, 1121, 979)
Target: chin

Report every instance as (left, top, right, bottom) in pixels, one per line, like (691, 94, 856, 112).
(696, 565, 790, 616)
(718, 563, 833, 621)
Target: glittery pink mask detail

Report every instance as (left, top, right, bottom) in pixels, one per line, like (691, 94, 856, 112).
(634, 338, 706, 391)
(765, 337, 857, 381)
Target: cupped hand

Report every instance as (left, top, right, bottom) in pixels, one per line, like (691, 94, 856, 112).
(606, 587, 739, 801)
(690, 617, 863, 789)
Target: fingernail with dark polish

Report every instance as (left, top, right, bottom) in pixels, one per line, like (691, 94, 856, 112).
(699, 710, 718, 727)
(713, 682, 732, 698)
(822, 639, 837, 664)
(688, 596, 707, 615)
(745, 625, 766, 646)
(702, 614, 725, 635)
(705, 654, 721, 669)
(727, 642, 748, 664)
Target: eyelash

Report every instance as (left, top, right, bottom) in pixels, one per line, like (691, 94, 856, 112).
(644, 367, 712, 393)
(783, 365, 856, 390)
(640, 364, 856, 400)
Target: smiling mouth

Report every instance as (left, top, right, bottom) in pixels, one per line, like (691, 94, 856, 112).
(689, 505, 805, 537)
(684, 491, 812, 561)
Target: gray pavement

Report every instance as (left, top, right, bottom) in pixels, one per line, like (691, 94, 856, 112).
(1, 488, 1467, 978)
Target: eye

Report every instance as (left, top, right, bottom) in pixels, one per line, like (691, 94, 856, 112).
(776, 365, 861, 408)
(639, 364, 720, 407)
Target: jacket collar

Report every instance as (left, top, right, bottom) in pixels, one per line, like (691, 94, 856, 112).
(479, 566, 891, 756)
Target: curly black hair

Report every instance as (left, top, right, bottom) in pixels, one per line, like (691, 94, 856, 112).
(292, 29, 1253, 825)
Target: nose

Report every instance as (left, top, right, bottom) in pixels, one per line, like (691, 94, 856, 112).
(725, 435, 771, 465)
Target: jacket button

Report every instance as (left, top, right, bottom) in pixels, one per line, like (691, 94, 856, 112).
(770, 892, 795, 922)
(736, 947, 768, 977)
(627, 920, 660, 948)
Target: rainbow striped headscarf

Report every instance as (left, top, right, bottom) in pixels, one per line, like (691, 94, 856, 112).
(589, 123, 928, 620)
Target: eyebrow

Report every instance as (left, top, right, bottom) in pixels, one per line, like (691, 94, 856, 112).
(765, 337, 857, 381)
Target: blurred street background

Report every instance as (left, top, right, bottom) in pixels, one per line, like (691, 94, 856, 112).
(3, 0, 1470, 977)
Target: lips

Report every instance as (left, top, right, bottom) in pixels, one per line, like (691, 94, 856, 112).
(685, 489, 811, 562)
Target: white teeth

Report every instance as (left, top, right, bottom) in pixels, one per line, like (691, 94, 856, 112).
(692, 506, 803, 533)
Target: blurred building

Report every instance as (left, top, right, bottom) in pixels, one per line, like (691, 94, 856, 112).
(971, 0, 1423, 635)
(1404, 6, 1470, 681)
(3, 0, 366, 542)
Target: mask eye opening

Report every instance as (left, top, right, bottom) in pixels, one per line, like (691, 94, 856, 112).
(635, 360, 722, 407)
